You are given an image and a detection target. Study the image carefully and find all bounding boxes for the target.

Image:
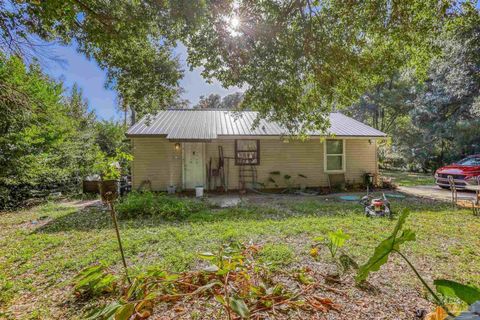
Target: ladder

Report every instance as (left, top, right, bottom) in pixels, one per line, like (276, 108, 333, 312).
(238, 158, 257, 192)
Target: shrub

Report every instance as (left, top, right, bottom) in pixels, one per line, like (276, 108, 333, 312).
(116, 192, 207, 219)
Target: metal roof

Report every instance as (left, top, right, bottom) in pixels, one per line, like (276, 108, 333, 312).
(126, 110, 387, 139)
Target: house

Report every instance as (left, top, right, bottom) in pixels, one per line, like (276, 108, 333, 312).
(126, 110, 387, 191)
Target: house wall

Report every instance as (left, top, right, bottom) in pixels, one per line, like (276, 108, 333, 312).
(131, 137, 182, 190)
(130, 137, 378, 191)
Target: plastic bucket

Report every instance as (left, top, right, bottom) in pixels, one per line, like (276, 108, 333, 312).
(195, 186, 204, 197)
(167, 185, 176, 194)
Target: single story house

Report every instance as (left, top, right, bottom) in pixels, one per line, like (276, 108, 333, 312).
(126, 110, 387, 191)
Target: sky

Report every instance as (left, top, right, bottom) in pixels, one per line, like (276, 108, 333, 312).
(45, 43, 241, 120)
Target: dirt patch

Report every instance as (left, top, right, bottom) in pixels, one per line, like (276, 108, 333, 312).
(59, 199, 103, 210)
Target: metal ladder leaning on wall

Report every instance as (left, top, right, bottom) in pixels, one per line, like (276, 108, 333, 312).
(238, 157, 257, 192)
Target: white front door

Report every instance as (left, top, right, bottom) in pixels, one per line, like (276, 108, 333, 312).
(184, 143, 205, 189)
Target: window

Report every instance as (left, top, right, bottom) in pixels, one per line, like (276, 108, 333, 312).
(324, 139, 345, 172)
(456, 156, 480, 166)
(235, 140, 260, 165)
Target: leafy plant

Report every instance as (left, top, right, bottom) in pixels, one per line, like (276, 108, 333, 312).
(266, 171, 308, 191)
(434, 280, 480, 306)
(356, 210, 415, 282)
(94, 149, 133, 180)
(314, 229, 350, 259)
(73, 264, 118, 297)
(116, 192, 207, 220)
(356, 209, 480, 317)
(77, 242, 339, 319)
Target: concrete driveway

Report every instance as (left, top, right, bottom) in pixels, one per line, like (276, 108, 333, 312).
(397, 185, 477, 202)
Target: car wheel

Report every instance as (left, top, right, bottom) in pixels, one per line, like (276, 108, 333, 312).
(439, 185, 450, 189)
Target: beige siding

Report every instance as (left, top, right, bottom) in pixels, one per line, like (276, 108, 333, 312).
(345, 139, 378, 185)
(206, 139, 327, 189)
(131, 137, 182, 190)
(131, 137, 378, 191)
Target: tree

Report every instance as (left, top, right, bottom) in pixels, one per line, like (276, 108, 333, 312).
(194, 94, 222, 109)
(0, 55, 98, 209)
(66, 84, 96, 129)
(95, 120, 129, 157)
(221, 92, 244, 110)
(346, 74, 417, 135)
(193, 92, 244, 109)
(350, 10, 480, 172)
(406, 13, 480, 170)
(185, 1, 474, 132)
(2, 0, 474, 130)
(0, 0, 184, 115)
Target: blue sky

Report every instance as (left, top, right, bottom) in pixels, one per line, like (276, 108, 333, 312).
(45, 43, 241, 120)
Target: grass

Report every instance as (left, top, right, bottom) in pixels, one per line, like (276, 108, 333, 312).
(258, 243, 296, 270)
(381, 169, 435, 186)
(0, 195, 479, 319)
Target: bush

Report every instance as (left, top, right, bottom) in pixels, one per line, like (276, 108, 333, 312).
(0, 180, 81, 211)
(116, 192, 207, 219)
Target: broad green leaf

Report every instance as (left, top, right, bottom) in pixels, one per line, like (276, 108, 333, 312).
(394, 229, 416, 248)
(434, 280, 480, 305)
(328, 229, 350, 248)
(229, 297, 250, 318)
(356, 209, 414, 283)
(74, 265, 104, 281)
(85, 302, 122, 320)
(114, 303, 135, 320)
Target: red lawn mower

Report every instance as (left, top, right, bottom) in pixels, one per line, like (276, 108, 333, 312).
(360, 193, 392, 218)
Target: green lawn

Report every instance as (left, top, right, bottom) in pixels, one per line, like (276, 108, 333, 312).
(0, 196, 478, 319)
(381, 169, 435, 186)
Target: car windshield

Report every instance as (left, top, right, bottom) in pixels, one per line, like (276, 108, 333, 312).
(456, 157, 480, 166)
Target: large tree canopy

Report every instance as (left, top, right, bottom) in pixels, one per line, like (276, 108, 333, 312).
(1, 1, 477, 130)
(346, 11, 480, 171)
(0, 55, 100, 208)
(185, 1, 477, 132)
(1, 0, 185, 115)
(0, 54, 132, 209)
(407, 12, 480, 169)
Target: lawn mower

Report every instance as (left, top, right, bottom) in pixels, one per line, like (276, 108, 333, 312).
(360, 192, 393, 218)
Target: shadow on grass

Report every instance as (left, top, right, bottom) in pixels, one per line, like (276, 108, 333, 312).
(34, 196, 452, 234)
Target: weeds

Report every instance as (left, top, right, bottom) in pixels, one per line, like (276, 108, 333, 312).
(356, 209, 480, 318)
(1, 199, 480, 318)
(78, 242, 340, 320)
(116, 192, 207, 219)
(74, 264, 118, 297)
(258, 243, 295, 270)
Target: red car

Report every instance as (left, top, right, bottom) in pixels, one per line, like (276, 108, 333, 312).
(435, 154, 480, 188)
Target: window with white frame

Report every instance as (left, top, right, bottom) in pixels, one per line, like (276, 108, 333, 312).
(324, 139, 345, 172)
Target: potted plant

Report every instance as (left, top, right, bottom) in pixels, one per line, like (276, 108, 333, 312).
(94, 150, 133, 202)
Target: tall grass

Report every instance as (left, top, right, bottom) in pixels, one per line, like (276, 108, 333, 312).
(116, 192, 207, 219)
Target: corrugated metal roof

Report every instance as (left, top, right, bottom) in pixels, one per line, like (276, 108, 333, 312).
(126, 110, 387, 139)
